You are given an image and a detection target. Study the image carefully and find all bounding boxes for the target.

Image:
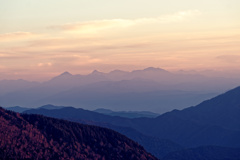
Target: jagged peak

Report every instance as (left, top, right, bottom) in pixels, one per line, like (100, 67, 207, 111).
(49, 71, 73, 81)
(59, 71, 72, 76)
(91, 70, 103, 75)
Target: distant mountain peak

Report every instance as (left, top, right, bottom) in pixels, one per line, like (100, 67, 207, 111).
(39, 104, 64, 110)
(91, 70, 103, 75)
(49, 71, 73, 81)
(60, 71, 72, 76)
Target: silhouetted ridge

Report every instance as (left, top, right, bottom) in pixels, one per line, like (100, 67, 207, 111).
(5, 106, 30, 113)
(93, 108, 159, 118)
(39, 104, 64, 110)
(0, 107, 157, 160)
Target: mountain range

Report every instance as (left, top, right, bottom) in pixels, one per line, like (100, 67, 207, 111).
(23, 85, 240, 159)
(1, 67, 240, 113)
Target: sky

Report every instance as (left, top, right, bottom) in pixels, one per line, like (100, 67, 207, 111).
(0, 0, 240, 81)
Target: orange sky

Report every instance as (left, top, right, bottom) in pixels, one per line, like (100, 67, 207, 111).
(0, 0, 240, 81)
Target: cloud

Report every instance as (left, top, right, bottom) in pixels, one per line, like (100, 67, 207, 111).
(50, 55, 103, 66)
(63, 19, 133, 30)
(155, 10, 201, 23)
(49, 19, 135, 34)
(216, 55, 240, 63)
(0, 65, 6, 69)
(49, 10, 201, 33)
(0, 32, 35, 41)
(0, 52, 31, 60)
(38, 62, 52, 67)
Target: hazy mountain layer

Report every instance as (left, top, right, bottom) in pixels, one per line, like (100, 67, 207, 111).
(1, 67, 240, 113)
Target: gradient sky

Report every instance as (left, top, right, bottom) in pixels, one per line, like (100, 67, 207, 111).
(0, 0, 240, 81)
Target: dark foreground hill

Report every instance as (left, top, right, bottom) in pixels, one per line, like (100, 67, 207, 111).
(24, 106, 183, 158)
(0, 107, 157, 160)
